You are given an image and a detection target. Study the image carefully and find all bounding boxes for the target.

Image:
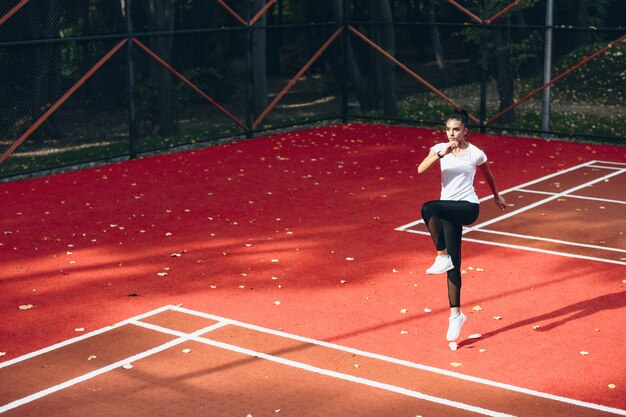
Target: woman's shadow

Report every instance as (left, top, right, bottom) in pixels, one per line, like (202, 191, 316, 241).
(458, 290, 626, 348)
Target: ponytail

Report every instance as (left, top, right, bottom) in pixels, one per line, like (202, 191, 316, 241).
(446, 108, 469, 126)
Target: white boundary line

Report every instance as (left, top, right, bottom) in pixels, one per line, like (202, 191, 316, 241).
(395, 160, 599, 232)
(132, 320, 515, 417)
(0, 319, 229, 414)
(2, 305, 625, 416)
(402, 228, 626, 266)
(0, 305, 173, 369)
(462, 167, 625, 233)
(471, 228, 626, 254)
(395, 160, 626, 265)
(170, 306, 626, 416)
(517, 188, 626, 206)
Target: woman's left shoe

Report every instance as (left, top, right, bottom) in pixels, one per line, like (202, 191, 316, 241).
(426, 255, 454, 274)
(447, 312, 466, 341)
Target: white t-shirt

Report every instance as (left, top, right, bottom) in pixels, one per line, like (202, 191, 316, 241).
(431, 142, 487, 204)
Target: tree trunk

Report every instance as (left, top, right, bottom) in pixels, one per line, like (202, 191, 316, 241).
(372, 0, 397, 116)
(329, 0, 369, 112)
(28, 1, 62, 143)
(492, 20, 515, 124)
(147, 0, 177, 136)
(250, 0, 268, 118)
(425, 0, 447, 76)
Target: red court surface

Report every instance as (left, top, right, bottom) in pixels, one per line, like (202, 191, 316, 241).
(1, 123, 625, 415)
(1, 305, 624, 416)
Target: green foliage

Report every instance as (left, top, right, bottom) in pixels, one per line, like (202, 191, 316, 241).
(551, 41, 625, 104)
(175, 67, 234, 105)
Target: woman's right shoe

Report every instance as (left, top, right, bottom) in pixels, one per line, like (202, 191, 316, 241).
(447, 311, 466, 341)
(426, 255, 454, 274)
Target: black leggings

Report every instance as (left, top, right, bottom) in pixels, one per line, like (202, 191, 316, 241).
(421, 200, 479, 308)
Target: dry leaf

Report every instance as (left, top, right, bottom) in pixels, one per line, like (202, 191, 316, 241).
(608, 384, 616, 389)
(400, 308, 408, 314)
(182, 348, 192, 353)
(157, 272, 168, 277)
(580, 351, 589, 356)
(468, 333, 482, 339)
(423, 308, 432, 313)
(18, 304, 33, 310)
(75, 328, 85, 332)
(88, 355, 97, 360)
(450, 362, 462, 367)
(122, 363, 134, 369)
(532, 325, 541, 330)
(472, 306, 484, 312)
(493, 316, 503, 320)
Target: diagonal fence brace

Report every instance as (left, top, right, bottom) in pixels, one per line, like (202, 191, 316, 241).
(485, 33, 626, 126)
(348, 25, 479, 125)
(0, 0, 31, 26)
(252, 26, 344, 129)
(132, 38, 247, 130)
(0, 39, 128, 166)
(215, 0, 275, 27)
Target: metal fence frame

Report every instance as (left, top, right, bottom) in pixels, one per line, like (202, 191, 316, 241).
(0, 0, 624, 180)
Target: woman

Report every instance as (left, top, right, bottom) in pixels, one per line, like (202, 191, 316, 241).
(418, 109, 507, 342)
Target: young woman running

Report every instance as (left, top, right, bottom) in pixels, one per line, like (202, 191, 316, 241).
(418, 109, 507, 342)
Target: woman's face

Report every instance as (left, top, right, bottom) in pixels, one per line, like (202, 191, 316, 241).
(445, 118, 468, 143)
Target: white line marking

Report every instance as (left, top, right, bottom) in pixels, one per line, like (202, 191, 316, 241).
(0, 305, 173, 369)
(395, 160, 598, 232)
(3, 306, 625, 416)
(517, 188, 626, 205)
(472, 228, 626, 253)
(402, 228, 626, 266)
(0, 320, 229, 414)
(133, 319, 516, 417)
(397, 160, 626, 264)
(463, 167, 625, 233)
(171, 306, 626, 416)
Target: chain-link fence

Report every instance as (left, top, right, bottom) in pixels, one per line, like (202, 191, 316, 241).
(1, 0, 624, 180)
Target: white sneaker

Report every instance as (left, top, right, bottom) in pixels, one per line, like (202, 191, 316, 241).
(426, 255, 454, 275)
(447, 312, 466, 341)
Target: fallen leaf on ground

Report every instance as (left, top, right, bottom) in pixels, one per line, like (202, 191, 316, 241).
(18, 304, 33, 310)
(472, 306, 484, 312)
(450, 362, 462, 367)
(493, 316, 503, 320)
(608, 384, 616, 389)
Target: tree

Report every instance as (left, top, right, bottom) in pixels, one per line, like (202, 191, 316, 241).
(250, 0, 268, 118)
(370, 0, 397, 116)
(146, 0, 177, 135)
